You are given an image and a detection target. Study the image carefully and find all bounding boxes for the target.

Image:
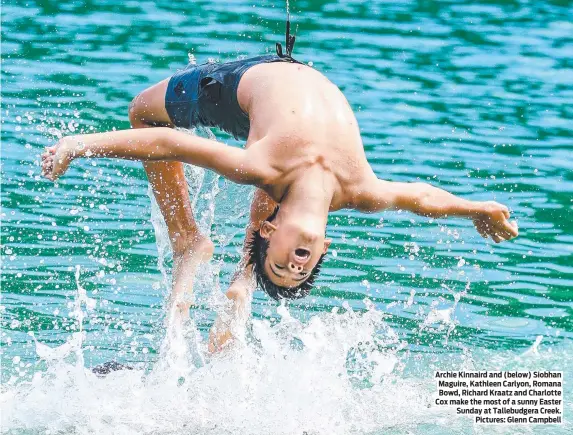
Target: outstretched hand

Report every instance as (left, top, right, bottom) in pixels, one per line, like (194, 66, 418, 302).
(41, 137, 77, 181)
(472, 201, 518, 243)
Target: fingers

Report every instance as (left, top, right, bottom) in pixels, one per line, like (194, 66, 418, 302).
(41, 160, 52, 174)
(476, 226, 489, 239)
(503, 220, 518, 238)
(475, 220, 501, 241)
(41, 156, 51, 173)
(475, 217, 519, 243)
(491, 225, 518, 242)
(40, 140, 71, 182)
(510, 220, 519, 237)
(493, 218, 519, 241)
(502, 206, 510, 219)
(494, 226, 513, 240)
(489, 227, 514, 243)
(40, 147, 55, 180)
(483, 203, 518, 243)
(476, 220, 507, 242)
(474, 221, 489, 239)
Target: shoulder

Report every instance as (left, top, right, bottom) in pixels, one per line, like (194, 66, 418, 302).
(346, 175, 390, 213)
(241, 138, 284, 186)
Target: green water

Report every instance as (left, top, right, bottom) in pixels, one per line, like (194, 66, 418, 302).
(1, 0, 572, 433)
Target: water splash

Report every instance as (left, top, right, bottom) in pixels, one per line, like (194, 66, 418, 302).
(1, 158, 450, 433)
(1, 298, 446, 434)
(4, 296, 571, 434)
(3, 130, 572, 435)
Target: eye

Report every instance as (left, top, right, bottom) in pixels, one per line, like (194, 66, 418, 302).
(274, 264, 285, 270)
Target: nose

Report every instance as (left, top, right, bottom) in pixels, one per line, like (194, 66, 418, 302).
(288, 262, 304, 273)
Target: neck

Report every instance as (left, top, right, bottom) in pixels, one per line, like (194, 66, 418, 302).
(277, 168, 334, 232)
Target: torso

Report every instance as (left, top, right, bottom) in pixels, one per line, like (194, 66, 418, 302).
(236, 61, 376, 210)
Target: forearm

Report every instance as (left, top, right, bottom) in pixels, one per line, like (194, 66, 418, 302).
(208, 279, 253, 353)
(226, 189, 275, 290)
(208, 254, 257, 354)
(399, 182, 482, 218)
(64, 128, 230, 167)
(228, 263, 255, 298)
(365, 179, 517, 242)
(45, 127, 266, 184)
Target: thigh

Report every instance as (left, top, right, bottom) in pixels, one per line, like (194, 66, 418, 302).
(129, 79, 201, 246)
(145, 160, 199, 247)
(129, 78, 172, 127)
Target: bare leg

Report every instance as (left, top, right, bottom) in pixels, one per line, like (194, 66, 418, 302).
(128, 79, 213, 318)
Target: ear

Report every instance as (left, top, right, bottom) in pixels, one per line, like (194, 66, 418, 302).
(259, 221, 277, 240)
(322, 238, 332, 254)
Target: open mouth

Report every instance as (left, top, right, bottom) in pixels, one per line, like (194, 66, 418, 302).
(295, 248, 311, 259)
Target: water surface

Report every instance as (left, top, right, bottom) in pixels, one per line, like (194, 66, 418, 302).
(2, 0, 572, 433)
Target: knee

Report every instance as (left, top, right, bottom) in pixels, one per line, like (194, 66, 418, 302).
(128, 94, 145, 128)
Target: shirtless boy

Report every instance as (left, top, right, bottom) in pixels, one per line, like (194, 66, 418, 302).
(41, 30, 518, 348)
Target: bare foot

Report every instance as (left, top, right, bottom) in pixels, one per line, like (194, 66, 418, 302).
(170, 235, 215, 319)
(41, 138, 76, 181)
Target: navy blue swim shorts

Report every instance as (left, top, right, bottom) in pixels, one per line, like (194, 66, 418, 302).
(164, 54, 301, 140)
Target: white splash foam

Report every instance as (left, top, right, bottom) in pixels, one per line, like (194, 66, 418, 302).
(1, 301, 446, 435)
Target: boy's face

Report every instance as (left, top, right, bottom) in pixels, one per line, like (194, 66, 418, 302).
(260, 221, 331, 288)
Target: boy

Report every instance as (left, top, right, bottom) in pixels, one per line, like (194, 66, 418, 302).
(41, 30, 518, 348)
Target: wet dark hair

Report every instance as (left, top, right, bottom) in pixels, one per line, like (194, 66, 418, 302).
(246, 206, 325, 300)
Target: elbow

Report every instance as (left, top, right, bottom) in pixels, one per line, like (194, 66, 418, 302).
(150, 128, 176, 160)
(226, 286, 248, 302)
(155, 127, 174, 145)
(412, 183, 438, 217)
(229, 164, 267, 186)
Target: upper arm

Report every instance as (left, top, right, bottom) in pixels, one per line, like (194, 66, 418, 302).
(355, 178, 423, 213)
(165, 129, 272, 186)
(207, 145, 266, 185)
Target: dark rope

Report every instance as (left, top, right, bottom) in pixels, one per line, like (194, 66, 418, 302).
(276, 9, 296, 58)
